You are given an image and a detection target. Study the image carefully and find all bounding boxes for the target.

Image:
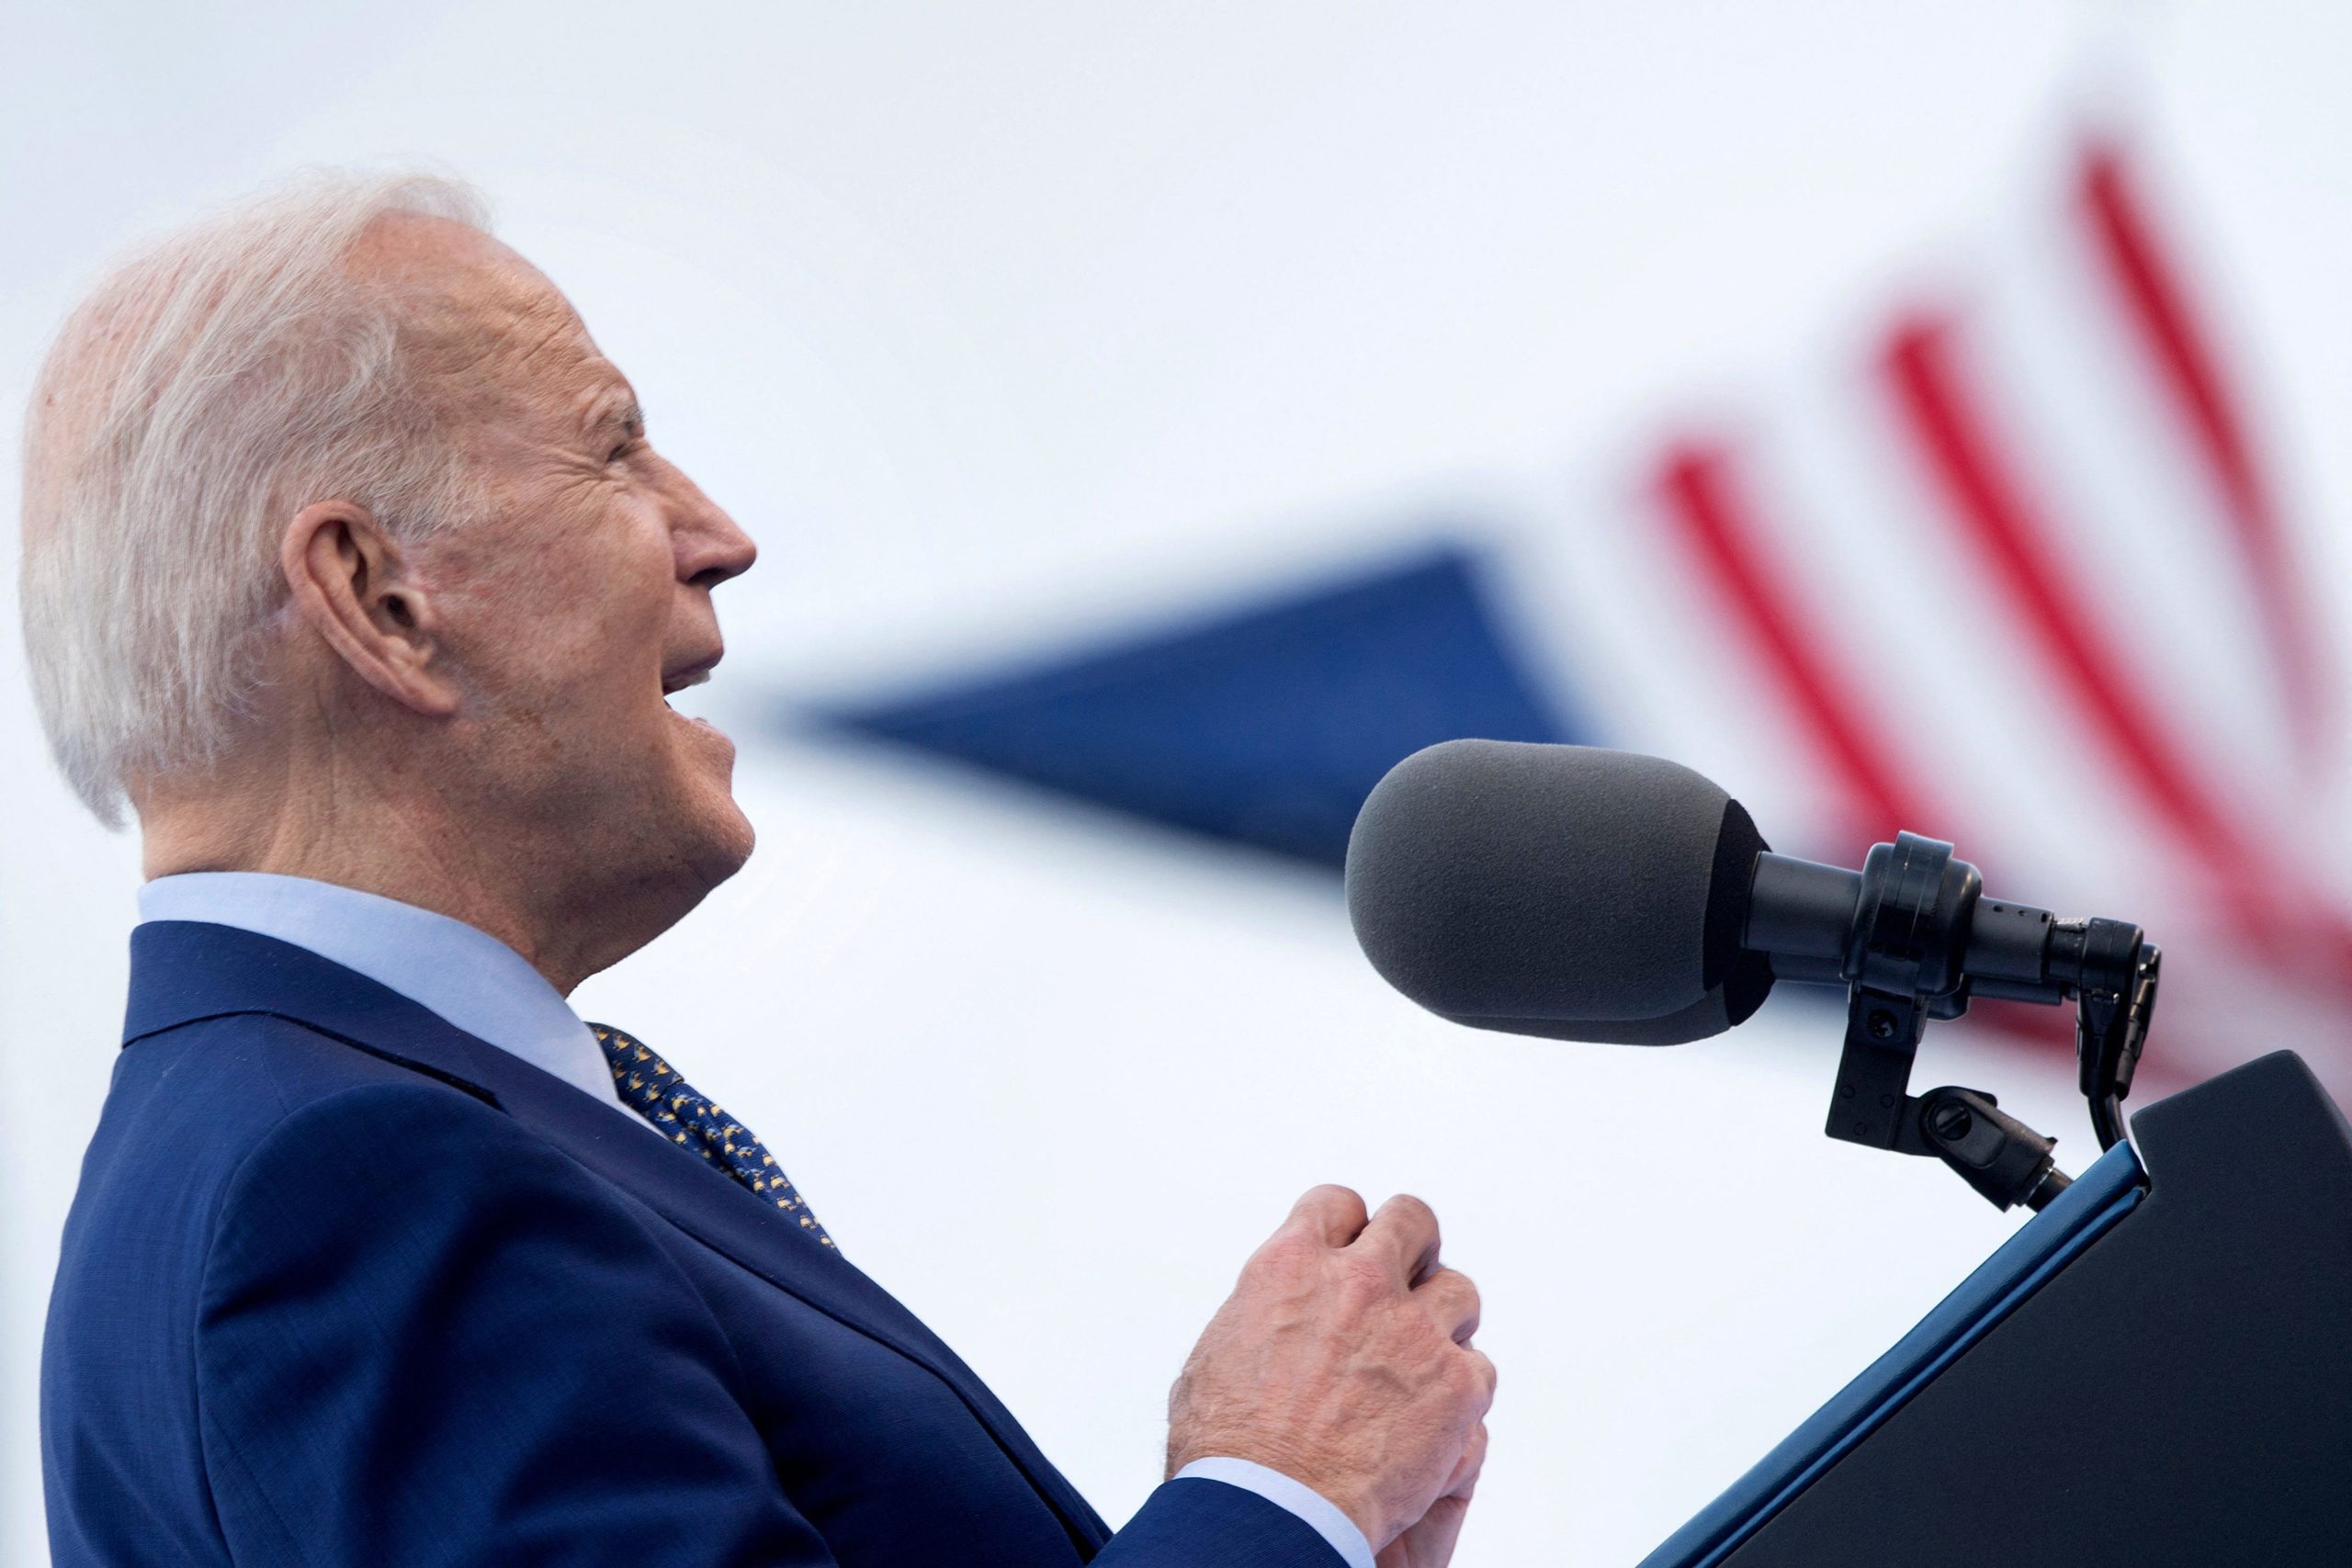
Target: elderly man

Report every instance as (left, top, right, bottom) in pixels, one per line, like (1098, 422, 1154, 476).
(23, 175, 1494, 1568)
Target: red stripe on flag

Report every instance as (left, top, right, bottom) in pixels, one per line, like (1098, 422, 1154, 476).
(1653, 443, 1937, 852)
(1656, 438, 2272, 1072)
(2076, 141, 2329, 753)
(1880, 314, 2300, 942)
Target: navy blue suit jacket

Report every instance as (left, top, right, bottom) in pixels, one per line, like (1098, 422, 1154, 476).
(41, 920, 1344, 1568)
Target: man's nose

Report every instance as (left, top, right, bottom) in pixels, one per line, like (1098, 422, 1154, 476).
(670, 469, 757, 589)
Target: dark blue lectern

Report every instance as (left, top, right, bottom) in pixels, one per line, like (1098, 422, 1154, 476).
(1640, 1050, 2352, 1567)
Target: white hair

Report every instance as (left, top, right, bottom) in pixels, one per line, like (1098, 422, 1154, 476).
(19, 169, 492, 826)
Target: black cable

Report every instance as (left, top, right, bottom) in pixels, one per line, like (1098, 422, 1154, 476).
(2090, 1092, 2127, 1152)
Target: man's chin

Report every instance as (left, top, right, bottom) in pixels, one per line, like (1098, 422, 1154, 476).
(679, 767, 757, 884)
(698, 798, 757, 882)
(666, 714, 751, 853)
(614, 739, 755, 928)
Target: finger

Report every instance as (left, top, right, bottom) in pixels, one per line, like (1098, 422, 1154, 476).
(1352, 1192, 1441, 1282)
(1444, 1422, 1489, 1499)
(1377, 1495, 1468, 1568)
(1414, 1266, 1481, 1344)
(1283, 1184, 1371, 1248)
(1462, 1346, 1498, 1411)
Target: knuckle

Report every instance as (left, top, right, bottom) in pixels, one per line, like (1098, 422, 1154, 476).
(1419, 1267, 1477, 1319)
(1285, 1184, 1369, 1243)
(1301, 1182, 1366, 1218)
(1385, 1191, 1438, 1229)
(1455, 1422, 1491, 1490)
(1465, 1348, 1499, 1403)
(1423, 1263, 1475, 1300)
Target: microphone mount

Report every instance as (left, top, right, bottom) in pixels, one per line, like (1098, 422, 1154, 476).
(1797, 832, 2160, 1212)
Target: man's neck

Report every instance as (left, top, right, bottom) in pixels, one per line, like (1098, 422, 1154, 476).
(137, 772, 616, 994)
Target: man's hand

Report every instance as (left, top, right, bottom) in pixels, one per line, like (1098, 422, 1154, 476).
(1165, 1186, 1497, 1559)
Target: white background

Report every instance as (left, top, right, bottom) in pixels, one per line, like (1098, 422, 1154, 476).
(6, 5, 2352, 1564)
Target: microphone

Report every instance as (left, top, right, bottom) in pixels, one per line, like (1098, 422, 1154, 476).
(1343, 740, 1774, 1044)
(1347, 737, 2112, 1036)
(1346, 740, 2159, 1202)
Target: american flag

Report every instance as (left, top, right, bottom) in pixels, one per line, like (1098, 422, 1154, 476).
(820, 130, 2352, 1101)
(1551, 135, 2349, 1095)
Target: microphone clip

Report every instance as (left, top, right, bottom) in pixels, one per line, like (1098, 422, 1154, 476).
(1817, 832, 2160, 1213)
(1826, 990, 2072, 1212)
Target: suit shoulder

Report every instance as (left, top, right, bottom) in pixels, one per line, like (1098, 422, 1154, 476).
(107, 1010, 493, 1162)
(211, 1036, 605, 1234)
(136, 1008, 492, 1110)
(75, 1013, 516, 1251)
(226, 1069, 537, 1184)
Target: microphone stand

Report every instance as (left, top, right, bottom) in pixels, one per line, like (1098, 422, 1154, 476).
(1819, 833, 2161, 1212)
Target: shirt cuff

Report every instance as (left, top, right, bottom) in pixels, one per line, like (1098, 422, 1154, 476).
(1171, 1457, 1376, 1568)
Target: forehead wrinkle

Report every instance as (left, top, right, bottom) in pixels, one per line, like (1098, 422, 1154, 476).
(476, 306, 601, 417)
(355, 222, 604, 438)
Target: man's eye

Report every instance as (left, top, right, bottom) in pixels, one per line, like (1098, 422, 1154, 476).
(608, 441, 636, 465)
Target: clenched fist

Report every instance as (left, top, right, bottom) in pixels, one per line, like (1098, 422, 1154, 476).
(1165, 1186, 1496, 1563)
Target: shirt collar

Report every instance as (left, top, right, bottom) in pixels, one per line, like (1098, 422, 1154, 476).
(136, 871, 628, 1113)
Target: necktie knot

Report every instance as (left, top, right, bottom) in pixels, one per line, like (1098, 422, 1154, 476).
(589, 1024, 836, 1254)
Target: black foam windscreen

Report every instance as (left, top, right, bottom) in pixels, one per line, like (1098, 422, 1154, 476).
(1344, 739, 1775, 1043)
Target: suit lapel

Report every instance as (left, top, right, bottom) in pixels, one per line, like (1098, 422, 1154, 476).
(126, 920, 1111, 1551)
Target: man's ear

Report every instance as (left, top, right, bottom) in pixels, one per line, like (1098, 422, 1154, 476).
(279, 500, 461, 716)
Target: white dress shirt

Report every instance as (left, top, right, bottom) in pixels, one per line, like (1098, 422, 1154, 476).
(137, 871, 1375, 1568)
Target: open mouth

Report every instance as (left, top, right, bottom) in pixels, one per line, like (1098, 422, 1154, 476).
(661, 652, 721, 716)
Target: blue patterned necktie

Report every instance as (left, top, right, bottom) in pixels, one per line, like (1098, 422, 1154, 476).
(589, 1023, 836, 1254)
